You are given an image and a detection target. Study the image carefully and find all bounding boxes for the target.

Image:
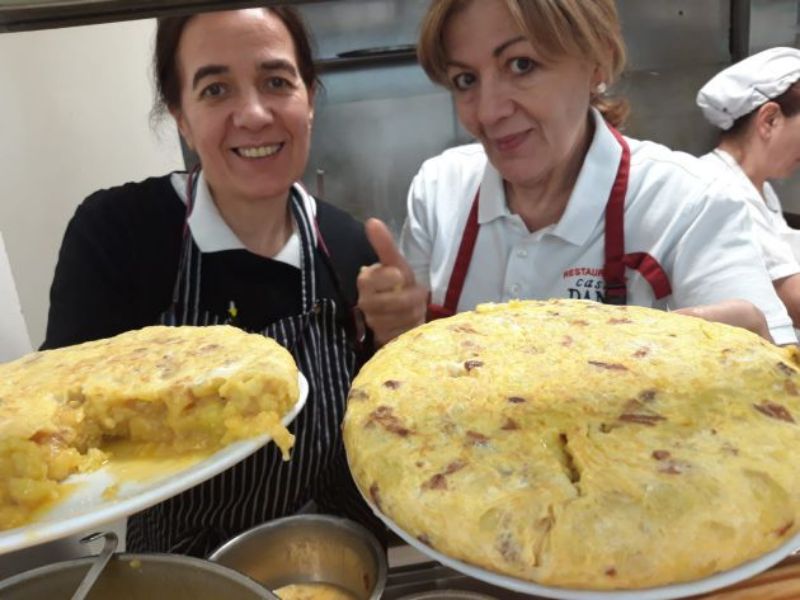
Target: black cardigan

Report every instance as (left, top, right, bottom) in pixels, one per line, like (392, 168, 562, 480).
(43, 174, 377, 349)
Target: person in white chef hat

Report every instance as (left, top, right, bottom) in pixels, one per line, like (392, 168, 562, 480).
(697, 47, 800, 328)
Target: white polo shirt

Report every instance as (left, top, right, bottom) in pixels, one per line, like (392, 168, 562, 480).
(400, 109, 797, 345)
(700, 149, 800, 281)
(169, 172, 317, 268)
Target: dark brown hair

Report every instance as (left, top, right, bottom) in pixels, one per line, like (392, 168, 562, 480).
(418, 0, 629, 127)
(723, 81, 800, 139)
(153, 7, 318, 116)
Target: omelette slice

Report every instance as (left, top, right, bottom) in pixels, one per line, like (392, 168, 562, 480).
(0, 325, 298, 531)
(343, 299, 800, 590)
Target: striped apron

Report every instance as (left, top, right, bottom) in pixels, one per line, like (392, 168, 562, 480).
(126, 176, 356, 557)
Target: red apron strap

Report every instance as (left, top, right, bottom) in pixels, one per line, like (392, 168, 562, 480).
(622, 253, 672, 300)
(602, 126, 632, 305)
(427, 191, 481, 320)
(429, 125, 669, 318)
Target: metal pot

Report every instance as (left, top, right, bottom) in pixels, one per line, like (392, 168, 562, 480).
(0, 553, 277, 600)
(209, 514, 387, 600)
(397, 592, 499, 600)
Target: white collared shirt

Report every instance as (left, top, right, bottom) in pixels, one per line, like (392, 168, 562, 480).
(169, 172, 317, 268)
(400, 109, 797, 345)
(700, 149, 800, 281)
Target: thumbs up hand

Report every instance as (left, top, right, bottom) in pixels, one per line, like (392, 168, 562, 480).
(357, 219, 428, 347)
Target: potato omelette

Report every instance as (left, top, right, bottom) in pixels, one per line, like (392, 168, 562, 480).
(0, 325, 298, 531)
(343, 299, 800, 589)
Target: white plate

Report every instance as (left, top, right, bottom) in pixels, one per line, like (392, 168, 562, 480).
(0, 372, 308, 556)
(356, 481, 800, 599)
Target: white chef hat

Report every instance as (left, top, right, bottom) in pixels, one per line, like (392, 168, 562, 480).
(697, 47, 800, 130)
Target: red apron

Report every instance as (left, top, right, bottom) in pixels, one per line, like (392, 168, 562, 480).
(427, 127, 672, 320)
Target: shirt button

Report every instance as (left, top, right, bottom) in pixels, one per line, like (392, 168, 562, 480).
(516, 248, 528, 259)
(510, 283, 522, 296)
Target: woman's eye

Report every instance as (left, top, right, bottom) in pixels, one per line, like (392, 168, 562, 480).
(200, 82, 226, 99)
(451, 72, 477, 91)
(509, 57, 536, 75)
(265, 76, 294, 91)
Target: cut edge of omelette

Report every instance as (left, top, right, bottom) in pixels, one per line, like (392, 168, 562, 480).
(343, 299, 800, 590)
(0, 325, 299, 532)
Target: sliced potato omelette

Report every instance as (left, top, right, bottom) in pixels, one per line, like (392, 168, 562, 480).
(0, 325, 298, 531)
(343, 299, 800, 590)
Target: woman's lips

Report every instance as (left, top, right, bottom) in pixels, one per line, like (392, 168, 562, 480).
(493, 130, 529, 153)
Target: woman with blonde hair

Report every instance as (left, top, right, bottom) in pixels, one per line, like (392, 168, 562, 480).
(357, 0, 796, 345)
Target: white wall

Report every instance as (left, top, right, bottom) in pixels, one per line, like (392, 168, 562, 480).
(0, 19, 184, 348)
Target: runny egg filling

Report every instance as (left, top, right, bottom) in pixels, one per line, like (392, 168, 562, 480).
(0, 325, 299, 532)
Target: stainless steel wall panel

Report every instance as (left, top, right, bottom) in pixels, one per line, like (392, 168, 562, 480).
(305, 82, 456, 234)
(604, 0, 730, 153)
(749, 0, 799, 51)
(617, 0, 730, 70)
(621, 66, 724, 156)
(300, 0, 429, 58)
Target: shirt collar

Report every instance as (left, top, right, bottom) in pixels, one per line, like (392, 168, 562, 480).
(477, 160, 510, 225)
(712, 148, 783, 214)
(763, 182, 783, 213)
(476, 108, 623, 245)
(553, 109, 623, 245)
(169, 172, 316, 268)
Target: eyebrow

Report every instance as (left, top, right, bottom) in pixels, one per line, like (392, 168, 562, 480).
(258, 59, 298, 77)
(493, 35, 527, 57)
(191, 59, 299, 90)
(192, 65, 227, 90)
(446, 35, 528, 69)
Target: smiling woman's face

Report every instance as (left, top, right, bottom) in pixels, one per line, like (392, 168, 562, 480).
(172, 9, 314, 205)
(444, 0, 598, 189)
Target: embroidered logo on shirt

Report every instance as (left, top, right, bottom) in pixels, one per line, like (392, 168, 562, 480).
(563, 268, 605, 302)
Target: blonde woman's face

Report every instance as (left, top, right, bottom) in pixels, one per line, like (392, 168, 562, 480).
(443, 0, 599, 188)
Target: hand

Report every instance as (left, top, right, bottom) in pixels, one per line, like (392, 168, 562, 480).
(774, 274, 800, 329)
(357, 219, 428, 347)
(674, 299, 773, 343)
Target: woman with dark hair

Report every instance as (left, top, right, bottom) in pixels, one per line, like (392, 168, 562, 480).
(698, 48, 800, 328)
(357, 0, 795, 347)
(43, 8, 377, 556)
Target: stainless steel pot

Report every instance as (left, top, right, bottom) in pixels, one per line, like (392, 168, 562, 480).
(0, 552, 277, 600)
(209, 514, 387, 600)
(397, 592, 499, 600)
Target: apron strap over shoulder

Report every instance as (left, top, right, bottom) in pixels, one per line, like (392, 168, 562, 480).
(427, 123, 671, 317)
(427, 191, 480, 321)
(602, 126, 632, 306)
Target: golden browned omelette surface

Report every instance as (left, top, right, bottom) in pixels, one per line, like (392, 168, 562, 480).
(0, 325, 298, 531)
(343, 300, 800, 590)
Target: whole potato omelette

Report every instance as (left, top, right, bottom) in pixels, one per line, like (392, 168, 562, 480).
(0, 325, 297, 531)
(343, 300, 800, 590)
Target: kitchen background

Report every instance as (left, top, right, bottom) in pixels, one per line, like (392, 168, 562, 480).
(0, 0, 798, 349)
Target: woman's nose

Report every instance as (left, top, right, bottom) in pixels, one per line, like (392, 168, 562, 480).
(476, 80, 514, 127)
(232, 90, 273, 130)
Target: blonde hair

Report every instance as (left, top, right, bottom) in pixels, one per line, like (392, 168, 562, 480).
(418, 0, 629, 127)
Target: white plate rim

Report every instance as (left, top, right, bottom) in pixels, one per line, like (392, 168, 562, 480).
(0, 372, 308, 555)
(350, 460, 800, 600)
